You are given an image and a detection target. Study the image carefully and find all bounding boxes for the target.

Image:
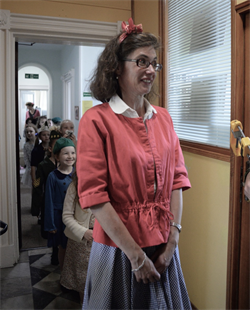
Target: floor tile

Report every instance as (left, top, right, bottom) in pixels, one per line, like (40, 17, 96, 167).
(33, 272, 61, 296)
(0, 262, 30, 279)
(0, 293, 34, 310)
(28, 248, 52, 257)
(1, 277, 32, 299)
(59, 287, 80, 304)
(29, 254, 47, 265)
(30, 254, 58, 272)
(30, 266, 51, 286)
(19, 250, 30, 263)
(1, 237, 85, 309)
(32, 287, 56, 310)
(43, 296, 81, 309)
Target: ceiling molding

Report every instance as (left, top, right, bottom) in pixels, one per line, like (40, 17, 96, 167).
(5, 11, 119, 44)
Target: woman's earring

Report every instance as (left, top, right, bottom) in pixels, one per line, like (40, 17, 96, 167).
(116, 76, 119, 80)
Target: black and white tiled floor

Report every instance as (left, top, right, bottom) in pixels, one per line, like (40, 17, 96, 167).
(0, 248, 81, 310)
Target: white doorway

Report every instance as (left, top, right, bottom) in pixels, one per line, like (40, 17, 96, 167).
(0, 11, 118, 267)
(18, 65, 50, 151)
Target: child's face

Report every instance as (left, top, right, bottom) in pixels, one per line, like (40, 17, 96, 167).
(27, 119, 32, 125)
(40, 131, 50, 143)
(48, 120, 53, 127)
(39, 118, 47, 127)
(60, 122, 74, 135)
(26, 127, 36, 140)
(57, 146, 76, 167)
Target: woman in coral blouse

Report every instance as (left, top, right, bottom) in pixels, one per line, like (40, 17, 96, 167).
(77, 18, 192, 310)
(25, 102, 40, 121)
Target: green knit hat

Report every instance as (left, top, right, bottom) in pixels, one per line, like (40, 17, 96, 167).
(53, 137, 75, 154)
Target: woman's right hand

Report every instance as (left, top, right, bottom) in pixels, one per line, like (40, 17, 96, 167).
(131, 252, 160, 284)
(90, 202, 160, 283)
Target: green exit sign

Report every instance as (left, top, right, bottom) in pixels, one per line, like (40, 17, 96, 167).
(83, 92, 92, 97)
(25, 73, 39, 79)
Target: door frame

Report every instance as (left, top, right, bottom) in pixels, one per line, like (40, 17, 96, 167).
(61, 68, 75, 120)
(0, 9, 119, 267)
(227, 0, 250, 308)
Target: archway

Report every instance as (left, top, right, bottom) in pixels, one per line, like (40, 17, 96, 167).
(19, 64, 51, 151)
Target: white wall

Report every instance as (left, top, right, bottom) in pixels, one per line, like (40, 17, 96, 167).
(19, 66, 49, 86)
(61, 45, 81, 134)
(18, 45, 63, 119)
(80, 45, 104, 114)
(61, 45, 104, 136)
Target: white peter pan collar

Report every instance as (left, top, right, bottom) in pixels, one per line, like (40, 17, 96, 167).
(109, 94, 157, 122)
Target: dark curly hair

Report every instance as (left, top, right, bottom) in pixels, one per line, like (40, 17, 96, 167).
(89, 32, 161, 103)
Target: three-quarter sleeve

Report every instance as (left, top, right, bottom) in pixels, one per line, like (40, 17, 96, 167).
(77, 110, 110, 209)
(172, 131, 191, 192)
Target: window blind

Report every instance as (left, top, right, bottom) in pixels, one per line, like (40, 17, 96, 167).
(167, 0, 231, 148)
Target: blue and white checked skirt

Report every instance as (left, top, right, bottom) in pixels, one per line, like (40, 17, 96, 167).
(83, 241, 192, 310)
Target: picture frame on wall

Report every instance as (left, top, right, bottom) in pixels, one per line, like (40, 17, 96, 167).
(74, 106, 79, 120)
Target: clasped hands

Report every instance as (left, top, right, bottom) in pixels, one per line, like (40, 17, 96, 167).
(131, 228, 179, 284)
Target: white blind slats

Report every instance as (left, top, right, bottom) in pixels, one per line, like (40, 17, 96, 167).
(168, 0, 231, 148)
(169, 1, 228, 20)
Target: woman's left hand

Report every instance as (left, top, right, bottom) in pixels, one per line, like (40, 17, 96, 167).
(150, 227, 179, 274)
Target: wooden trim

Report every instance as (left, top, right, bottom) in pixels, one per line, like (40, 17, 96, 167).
(180, 141, 230, 162)
(226, 0, 248, 308)
(158, 0, 167, 108)
(235, 0, 250, 13)
(131, 0, 134, 21)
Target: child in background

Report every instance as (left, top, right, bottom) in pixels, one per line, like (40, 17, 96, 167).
(32, 128, 62, 264)
(47, 118, 53, 128)
(23, 117, 36, 138)
(60, 173, 94, 303)
(36, 115, 47, 129)
(31, 125, 50, 217)
(60, 119, 77, 146)
(52, 117, 62, 127)
(21, 124, 37, 188)
(44, 137, 76, 270)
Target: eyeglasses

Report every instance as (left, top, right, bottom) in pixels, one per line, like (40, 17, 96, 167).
(122, 58, 163, 72)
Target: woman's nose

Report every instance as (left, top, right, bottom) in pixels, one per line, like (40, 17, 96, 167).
(146, 64, 156, 74)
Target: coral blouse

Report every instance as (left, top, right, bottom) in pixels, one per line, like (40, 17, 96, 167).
(26, 109, 40, 120)
(77, 95, 191, 248)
